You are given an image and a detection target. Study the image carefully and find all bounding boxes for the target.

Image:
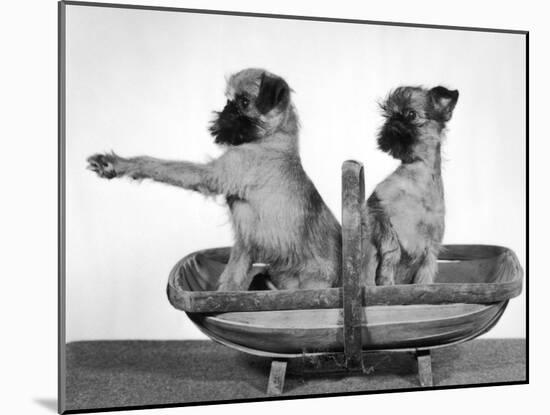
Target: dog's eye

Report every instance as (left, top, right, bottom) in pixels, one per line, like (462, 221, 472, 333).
(238, 96, 250, 109)
(405, 110, 417, 121)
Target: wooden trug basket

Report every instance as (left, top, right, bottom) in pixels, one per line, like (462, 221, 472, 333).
(167, 160, 523, 395)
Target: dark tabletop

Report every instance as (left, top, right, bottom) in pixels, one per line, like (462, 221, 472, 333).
(64, 338, 526, 412)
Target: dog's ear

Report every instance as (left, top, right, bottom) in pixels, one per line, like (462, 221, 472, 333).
(256, 72, 290, 114)
(429, 86, 459, 122)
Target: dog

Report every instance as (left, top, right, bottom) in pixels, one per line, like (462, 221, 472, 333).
(362, 85, 459, 285)
(87, 68, 342, 291)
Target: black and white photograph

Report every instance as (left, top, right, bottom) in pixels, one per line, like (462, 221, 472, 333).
(59, 1, 526, 413)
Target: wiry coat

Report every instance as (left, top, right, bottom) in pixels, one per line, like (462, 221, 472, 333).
(362, 86, 458, 285)
(87, 68, 341, 291)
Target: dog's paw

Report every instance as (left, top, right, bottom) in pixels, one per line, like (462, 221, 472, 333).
(375, 272, 395, 286)
(86, 153, 120, 179)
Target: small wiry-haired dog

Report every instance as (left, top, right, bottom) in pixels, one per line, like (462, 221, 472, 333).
(362, 86, 459, 285)
(87, 68, 342, 291)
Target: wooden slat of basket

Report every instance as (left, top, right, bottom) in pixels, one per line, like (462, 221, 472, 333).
(167, 244, 523, 313)
(168, 279, 521, 313)
(341, 160, 366, 370)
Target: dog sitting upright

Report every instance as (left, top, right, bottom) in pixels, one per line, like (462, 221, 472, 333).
(87, 68, 342, 291)
(362, 86, 459, 285)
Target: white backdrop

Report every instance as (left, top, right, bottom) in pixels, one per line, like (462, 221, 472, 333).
(64, 5, 526, 342)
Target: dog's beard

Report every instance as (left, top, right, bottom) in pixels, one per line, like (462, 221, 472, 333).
(209, 101, 260, 146)
(377, 116, 418, 163)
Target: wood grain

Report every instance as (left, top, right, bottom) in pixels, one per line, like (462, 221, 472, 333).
(167, 244, 523, 314)
(416, 349, 434, 387)
(168, 275, 521, 314)
(342, 160, 365, 370)
(266, 360, 287, 395)
(197, 302, 505, 354)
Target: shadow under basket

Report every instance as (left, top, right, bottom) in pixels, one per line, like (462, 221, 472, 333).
(166, 161, 523, 394)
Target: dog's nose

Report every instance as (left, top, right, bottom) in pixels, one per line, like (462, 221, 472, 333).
(389, 114, 410, 127)
(223, 99, 239, 114)
(390, 113, 405, 122)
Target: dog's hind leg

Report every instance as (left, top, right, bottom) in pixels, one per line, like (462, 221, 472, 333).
(298, 262, 338, 290)
(217, 244, 254, 291)
(413, 248, 437, 284)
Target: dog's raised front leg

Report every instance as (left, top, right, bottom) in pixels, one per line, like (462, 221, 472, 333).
(87, 152, 218, 195)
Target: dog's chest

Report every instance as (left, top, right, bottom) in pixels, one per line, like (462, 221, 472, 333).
(227, 192, 301, 255)
(223, 151, 321, 260)
(376, 166, 445, 254)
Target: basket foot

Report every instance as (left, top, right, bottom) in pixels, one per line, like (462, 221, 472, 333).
(416, 349, 434, 387)
(267, 359, 287, 395)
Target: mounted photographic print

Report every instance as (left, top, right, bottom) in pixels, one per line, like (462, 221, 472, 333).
(58, 1, 528, 413)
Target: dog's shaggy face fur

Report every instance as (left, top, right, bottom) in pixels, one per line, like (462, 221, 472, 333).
(209, 69, 295, 146)
(378, 86, 459, 163)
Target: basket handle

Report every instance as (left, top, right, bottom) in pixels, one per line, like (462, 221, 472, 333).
(341, 160, 365, 371)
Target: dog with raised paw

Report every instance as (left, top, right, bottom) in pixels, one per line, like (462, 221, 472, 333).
(362, 85, 459, 285)
(87, 68, 342, 291)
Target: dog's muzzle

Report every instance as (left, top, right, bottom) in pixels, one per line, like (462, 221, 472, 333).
(209, 100, 259, 146)
(377, 115, 418, 162)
